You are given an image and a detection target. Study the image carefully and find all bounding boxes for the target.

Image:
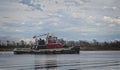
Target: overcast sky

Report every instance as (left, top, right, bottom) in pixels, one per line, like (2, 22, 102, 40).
(0, 0, 120, 42)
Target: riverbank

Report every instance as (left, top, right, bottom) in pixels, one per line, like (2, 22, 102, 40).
(0, 48, 14, 51)
(0, 48, 120, 51)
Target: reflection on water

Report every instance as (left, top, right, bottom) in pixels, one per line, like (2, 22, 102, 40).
(34, 55, 58, 70)
(0, 51, 120, 70)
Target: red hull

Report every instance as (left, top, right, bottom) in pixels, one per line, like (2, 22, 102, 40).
(46, 43, 63, 49)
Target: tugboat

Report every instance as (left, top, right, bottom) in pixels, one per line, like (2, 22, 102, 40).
(13, 33, 80, 54)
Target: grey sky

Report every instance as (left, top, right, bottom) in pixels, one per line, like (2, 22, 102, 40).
(0, 0, 120, 42)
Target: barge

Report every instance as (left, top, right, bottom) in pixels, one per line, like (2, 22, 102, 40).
(13, 33, 80, 54)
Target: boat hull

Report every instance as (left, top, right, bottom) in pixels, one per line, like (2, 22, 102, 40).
(13, 47, 80, 54)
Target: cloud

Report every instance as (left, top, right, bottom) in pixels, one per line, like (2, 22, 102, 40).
(0, 36, 20, 42)
(103, 16, 120, 24)
(19, 0, 43, 11)
(0, 36, 33, 43)
(0, 0, 120, 41)
(59, 26, 97, 33)
(103, 6, 118, 10)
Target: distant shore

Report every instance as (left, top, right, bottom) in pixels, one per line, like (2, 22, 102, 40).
(1, 39, 120, 52)
(0, 48, 14, 51)
(0, 48, 120, 51)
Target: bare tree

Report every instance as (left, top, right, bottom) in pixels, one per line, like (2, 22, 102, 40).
(6, 40, 10, 46)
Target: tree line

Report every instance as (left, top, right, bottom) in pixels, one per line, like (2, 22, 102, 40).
(0, 39, 120, 51)
(0, 40, 33, 51)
